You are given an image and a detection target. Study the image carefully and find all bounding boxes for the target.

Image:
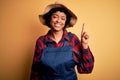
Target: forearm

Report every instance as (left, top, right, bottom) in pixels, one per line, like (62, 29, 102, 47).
(30, 62, 40, 80)
(77, 47, 94, 73)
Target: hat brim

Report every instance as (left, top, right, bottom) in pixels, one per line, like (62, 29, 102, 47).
(39, 2, 77, 28)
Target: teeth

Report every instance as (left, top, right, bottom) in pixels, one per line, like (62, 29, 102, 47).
(55, 24, 60, 27)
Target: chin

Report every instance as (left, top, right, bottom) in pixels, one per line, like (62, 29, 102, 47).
(53, 28, 63, 32)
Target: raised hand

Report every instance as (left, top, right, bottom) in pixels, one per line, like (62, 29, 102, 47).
(81, 23, 89, 49)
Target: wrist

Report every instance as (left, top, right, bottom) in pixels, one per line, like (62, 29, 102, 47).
(82, 43, 88, 49)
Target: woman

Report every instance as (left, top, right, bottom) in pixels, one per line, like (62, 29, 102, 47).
(30, 2, 94, 80)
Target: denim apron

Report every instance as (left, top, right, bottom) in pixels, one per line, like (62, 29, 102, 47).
(39, 41, 77, 80)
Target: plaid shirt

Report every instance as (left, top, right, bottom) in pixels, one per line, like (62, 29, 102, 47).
(30, 29, 94, 80)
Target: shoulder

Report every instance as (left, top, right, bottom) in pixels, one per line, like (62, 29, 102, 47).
(68, 32, 80, 40)
(34, 35, 47, 49)
(35, 35, 46, 45)
(36, 35, 46, 42)
(68, 32, 81, 46)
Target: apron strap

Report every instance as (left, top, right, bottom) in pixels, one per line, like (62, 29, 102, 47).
(63, 40, 68, 47)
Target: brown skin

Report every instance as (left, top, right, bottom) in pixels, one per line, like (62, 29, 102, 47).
(50, 11, 89, 49)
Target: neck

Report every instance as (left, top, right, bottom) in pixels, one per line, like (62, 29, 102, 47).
(50, 30, 63, 43)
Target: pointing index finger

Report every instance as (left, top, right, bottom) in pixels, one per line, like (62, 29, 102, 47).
(81, 23, 85, 35)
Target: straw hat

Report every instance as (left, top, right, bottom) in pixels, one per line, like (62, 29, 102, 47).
(39, 2, 77, 28)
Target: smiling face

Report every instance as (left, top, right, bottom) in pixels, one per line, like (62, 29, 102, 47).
(50, 11, 67, 31)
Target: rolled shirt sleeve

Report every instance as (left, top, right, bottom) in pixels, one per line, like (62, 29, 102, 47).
(71, 33, 94, 73)
(77, 47, 94, 73)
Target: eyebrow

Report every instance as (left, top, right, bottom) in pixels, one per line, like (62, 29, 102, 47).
(52, 13, 66, 18)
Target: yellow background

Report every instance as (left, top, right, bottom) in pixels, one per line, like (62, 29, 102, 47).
(0, 0, 120, 80)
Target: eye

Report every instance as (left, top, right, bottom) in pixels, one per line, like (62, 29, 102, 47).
(61, 17, 66, 20)
(52, 15, 58, 19)
(61, 17, 66, 21)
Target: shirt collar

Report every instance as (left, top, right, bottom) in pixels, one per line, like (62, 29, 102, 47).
(44, 29, 70, 43)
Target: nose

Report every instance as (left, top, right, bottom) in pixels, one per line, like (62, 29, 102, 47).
(56, 18, 61, 22)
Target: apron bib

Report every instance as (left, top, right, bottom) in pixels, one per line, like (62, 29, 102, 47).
(39, 41, 77, 80)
